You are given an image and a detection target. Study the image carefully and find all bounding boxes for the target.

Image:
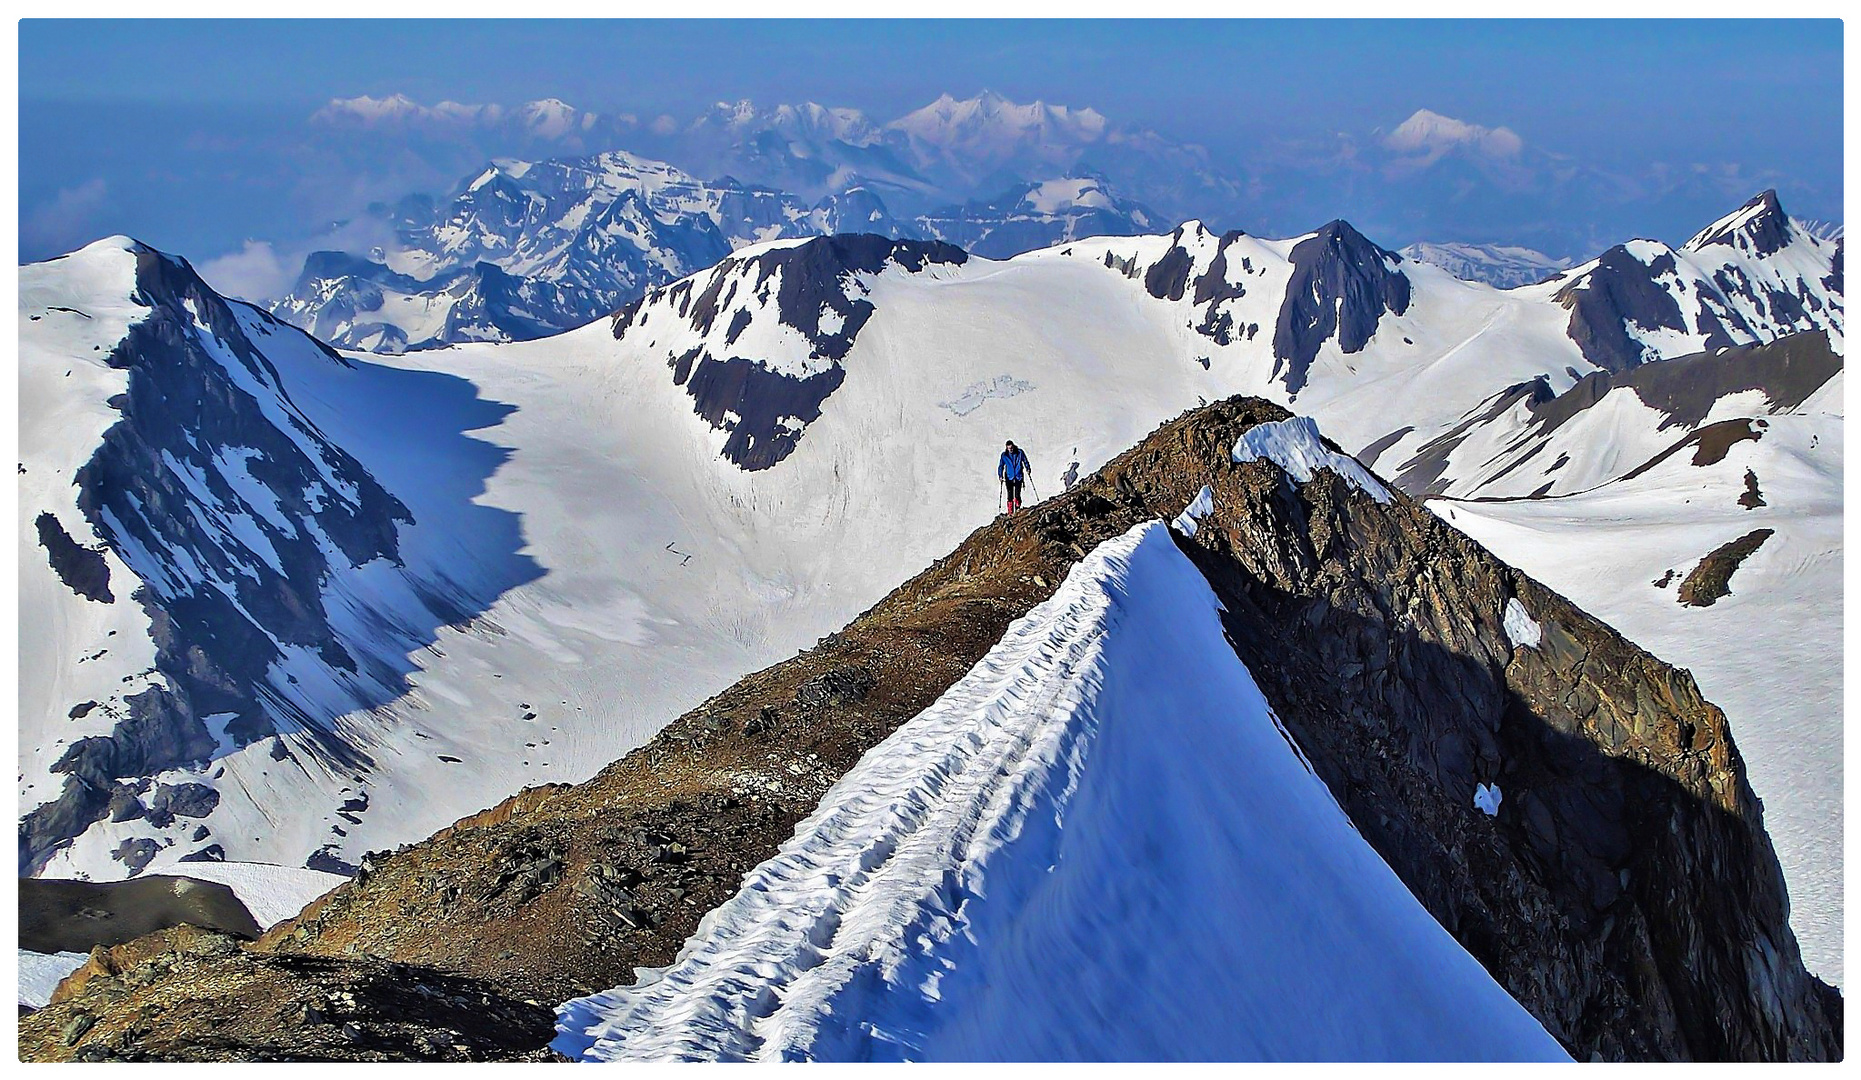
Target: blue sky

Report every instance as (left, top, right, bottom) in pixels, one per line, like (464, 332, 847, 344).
(18, 19, 1844, 286)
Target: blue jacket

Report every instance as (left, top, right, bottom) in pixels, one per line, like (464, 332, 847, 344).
(999, 447, 1030, 483)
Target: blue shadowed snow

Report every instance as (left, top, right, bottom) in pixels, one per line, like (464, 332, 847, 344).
(553, 522, 1569, 1061)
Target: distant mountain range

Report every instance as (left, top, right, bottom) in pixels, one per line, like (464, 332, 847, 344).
(273, 144, 1159, 352)
(1399, 241, 1574, 289)
(267, 92, 1839, 351)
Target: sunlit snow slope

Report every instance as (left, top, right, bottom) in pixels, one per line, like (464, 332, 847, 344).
(553, 523, 1569, 1062)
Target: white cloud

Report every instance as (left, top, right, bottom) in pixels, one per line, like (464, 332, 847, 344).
(1383, 109, 1524, 162)
(21, 178, 110, 257)
(197, 240, 295, 303)
(199, 215, 404, 305)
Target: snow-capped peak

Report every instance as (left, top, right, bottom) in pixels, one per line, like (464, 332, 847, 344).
(886, 91, 1111, 169)
(1684, 189, 1796, 257)
(1383, 108, 1524, 160)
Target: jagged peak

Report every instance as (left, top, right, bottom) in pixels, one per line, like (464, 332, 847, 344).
(1307, 218, 1404, 263)
(1685, 189, 1795, 257)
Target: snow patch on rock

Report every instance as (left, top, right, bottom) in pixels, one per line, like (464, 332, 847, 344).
(1170, 484, 1215, 537)
(1233, 417, 1393, 504)
(1503, 597, 1543, 650)
(1474, 783, 1504, 818)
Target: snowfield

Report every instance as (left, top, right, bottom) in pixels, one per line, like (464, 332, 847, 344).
(553, 523, 1569, 1062)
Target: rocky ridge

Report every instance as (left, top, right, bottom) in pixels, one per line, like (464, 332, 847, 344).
(19, 397, 1840, 1061)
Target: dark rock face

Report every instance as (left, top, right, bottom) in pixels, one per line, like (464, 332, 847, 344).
(36, 512, 113, 603)
(1740, 469, 1767, 509)
(1171, 459, 1834, 1059)
(110, 838, 161, 874)
(682, 358, 846, 469)
(1098, 225, 1261, 347)
(612, 234, 966, 470)
(20, 874, 263, 954)
(1142, 240, 1196, 301)
(21, 246, 413, 874)
(1553, 244, 1687, 373)
(149, 783, 220, 822)
(1272, 220, 1413, 395)
(1678, 529, 1774, 607)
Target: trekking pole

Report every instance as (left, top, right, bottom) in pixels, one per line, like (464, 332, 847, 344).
(1029, 476, 1040, 503)
(998, 480, 1004, 513)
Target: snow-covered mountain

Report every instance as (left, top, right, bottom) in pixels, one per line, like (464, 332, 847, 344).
(1537, 190, 1842, 372)
(638, 99, 935, 209)
(21, 190, 1843, 985)
(20, 238, 545, 877)
(276, 146, 1169, 352)
(885, 91, 1111, 187)
(1400, 241, 1573, 289)
(271, 151, 905, 352)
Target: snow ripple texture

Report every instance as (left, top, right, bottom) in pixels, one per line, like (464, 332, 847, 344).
(1232, 416, 1393, 503)
(553, 522, 1567, 1061)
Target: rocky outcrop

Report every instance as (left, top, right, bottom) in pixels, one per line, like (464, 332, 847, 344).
(18, 926, 558, 1062)
(1272, 220, 1412, 395)
(35, 511, 113, 603)
(20, 397, 1838, 1061)
(1678, 529, 1775, 608)
(21, 875, 262, 954)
